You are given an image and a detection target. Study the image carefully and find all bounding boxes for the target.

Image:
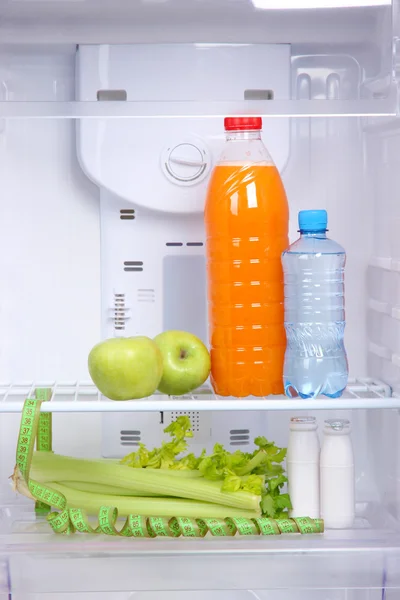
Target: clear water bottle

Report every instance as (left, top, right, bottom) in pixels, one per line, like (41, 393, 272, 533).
(282, 209, 348, 398)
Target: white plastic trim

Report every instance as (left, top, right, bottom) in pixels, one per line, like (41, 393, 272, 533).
(369, 298, 391, 315)
(368, 341, 392, 360)
(369, 256, 393, 270)
(252, 0, 389, 7)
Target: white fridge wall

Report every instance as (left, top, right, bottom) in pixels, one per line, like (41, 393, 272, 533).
(366, 122, 400, 394)
(0, 50, 103, 493)
(0, 49, 101, 382)
(0, 2, 391, 57)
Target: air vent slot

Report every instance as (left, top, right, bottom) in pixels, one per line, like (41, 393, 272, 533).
(186, 242, 204, 247)
(121, 430, 141, 435)
(230, 428, 250, 446)
(166, 242, 183, 247)
(97, 89, 127, 101)
(120, 429, 141, 446)
(120, 209, 135, 221)
(124, 261, 143, 272)
(170, 411, 200, 433)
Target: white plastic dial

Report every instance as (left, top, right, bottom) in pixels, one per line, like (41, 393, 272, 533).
(162, 141, 210, 185)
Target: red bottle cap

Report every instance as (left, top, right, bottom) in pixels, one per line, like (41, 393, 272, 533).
(224, 116, 262, 131)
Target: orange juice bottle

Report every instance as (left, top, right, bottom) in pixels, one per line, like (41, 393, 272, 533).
(205, 116, 289, 397)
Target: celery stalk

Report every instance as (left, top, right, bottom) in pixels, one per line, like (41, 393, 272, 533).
(94, 460, 202, 477)
(31, 452, 260, 512)
(54, 481, 162, 497)
(49, 483, 261, 519)
(145, 469, 203, 478)
(236, 451, 267, 476)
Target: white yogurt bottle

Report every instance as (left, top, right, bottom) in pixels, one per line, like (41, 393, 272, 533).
(320, 418, 355, 529)
(287, 416, 320, 518)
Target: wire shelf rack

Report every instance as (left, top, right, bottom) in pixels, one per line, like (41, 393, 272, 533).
(0, 378, 395, 412)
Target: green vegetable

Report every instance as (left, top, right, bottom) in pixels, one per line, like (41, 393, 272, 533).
(54, 481, 163, 497)
(31, 452, 260, 512)
(120, 416, 202, 470)
(25, 416, 288, 520)
(121, 416, 291, 518)
(49, 483, 261, 519)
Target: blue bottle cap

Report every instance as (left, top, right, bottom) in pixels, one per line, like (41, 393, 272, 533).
(298, 209, 328, 232)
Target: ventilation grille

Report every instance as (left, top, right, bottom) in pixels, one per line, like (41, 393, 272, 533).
(138, 288, 155, 303)
(120, 429, 141, 447)
(124, 261, 143, 272)
(230, 429, 250, 446)
(114, 293, 126, 331)
(166, 242, 204, 247)
(170, 411, 200, 433)
(120, 209, 135, 221)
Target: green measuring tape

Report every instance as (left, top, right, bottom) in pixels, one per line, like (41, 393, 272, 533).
(34, 388, 53, 514)
(15, 396, 324, 537)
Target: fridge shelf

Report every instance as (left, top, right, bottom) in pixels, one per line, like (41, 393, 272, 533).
(0, 98, 396, 119)
(0, 501, 399, 594)
(0, 378, 394, 413)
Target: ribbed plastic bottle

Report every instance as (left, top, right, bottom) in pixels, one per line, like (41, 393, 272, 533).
(282, 209, 348, 399)
(205, 116, 289, 397)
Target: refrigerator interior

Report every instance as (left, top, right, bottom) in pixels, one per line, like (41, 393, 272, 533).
(0, 0, 400, 598)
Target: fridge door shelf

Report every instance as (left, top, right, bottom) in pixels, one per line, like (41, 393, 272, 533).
(0, 378, 394, 412)
(0, 500, 399, 595)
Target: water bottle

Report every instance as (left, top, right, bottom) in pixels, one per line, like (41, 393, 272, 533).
(282, 209, 348, 398)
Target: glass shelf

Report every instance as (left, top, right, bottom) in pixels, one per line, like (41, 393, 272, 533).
(0, 98, 396, 119)
(0, 500, 399, 595)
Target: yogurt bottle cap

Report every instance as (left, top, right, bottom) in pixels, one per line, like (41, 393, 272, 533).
(290, 416, 317, 430)
(324, 418, 351, 432)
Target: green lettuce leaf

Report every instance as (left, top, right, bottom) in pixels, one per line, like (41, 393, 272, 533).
(121, 417, 291, 518)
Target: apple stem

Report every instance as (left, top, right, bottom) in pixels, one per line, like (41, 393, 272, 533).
(180, 350, 187, 360)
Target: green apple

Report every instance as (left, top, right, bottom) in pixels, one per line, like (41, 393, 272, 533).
(154, 330, 211, 396)
(88, 336, 163, 400)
